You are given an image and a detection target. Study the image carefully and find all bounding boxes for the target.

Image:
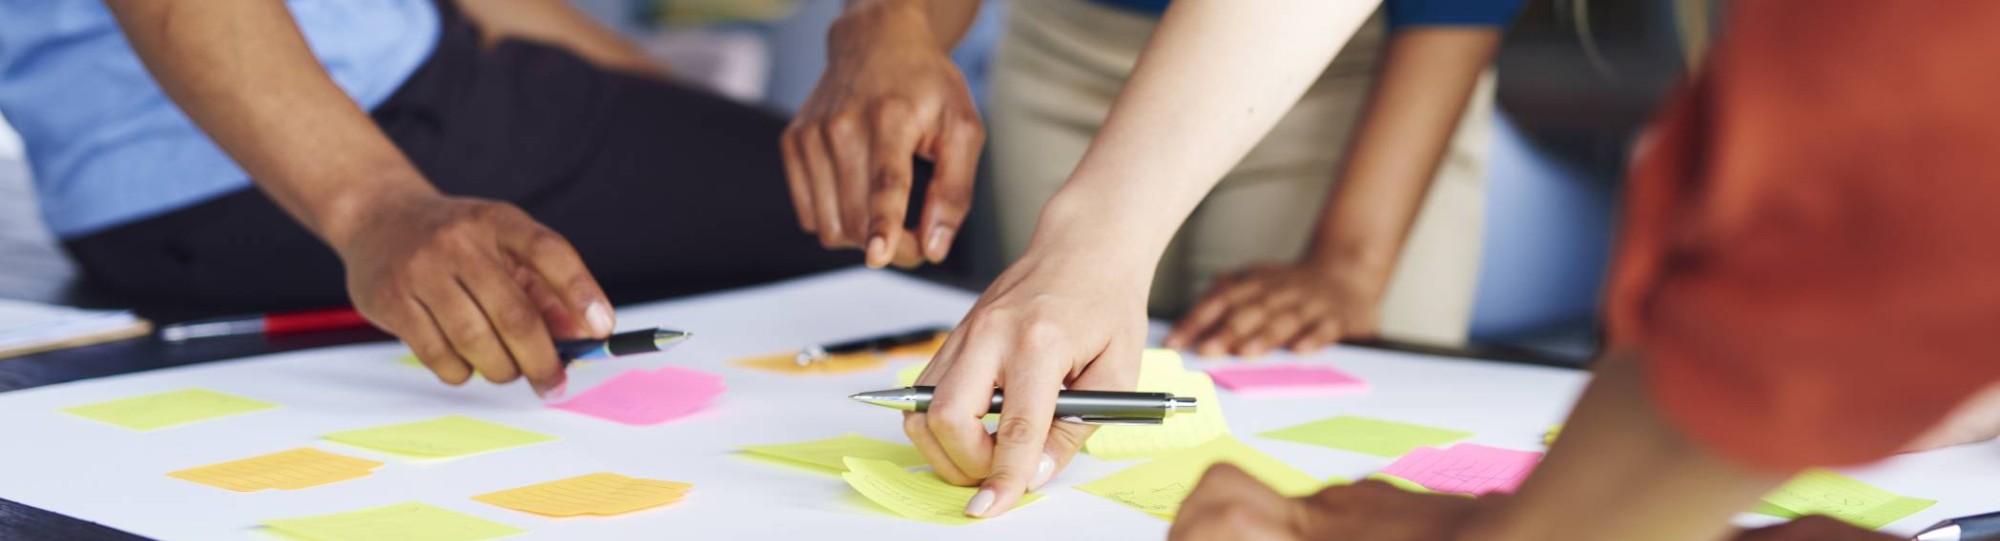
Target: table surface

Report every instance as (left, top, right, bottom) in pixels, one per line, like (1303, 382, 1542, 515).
(0, 269, 1989, 540)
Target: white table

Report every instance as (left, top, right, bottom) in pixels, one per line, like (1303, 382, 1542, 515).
(0, 269, 1989, 539)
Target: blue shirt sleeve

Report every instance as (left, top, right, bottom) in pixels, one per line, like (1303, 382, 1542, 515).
(1385, 0, 1526, 30)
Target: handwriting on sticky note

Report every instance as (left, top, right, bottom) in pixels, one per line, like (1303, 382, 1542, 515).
(473, 473, 691, 517)
(1377, 443, 1540, 496)
(1755, 469, 1936, 529)
(1259, 415, 1471, 458)
(550, 367, 724, 426)
(1078, 436, 1322, 520)
(325, 416, 555, 459)
(61, 388, 275, 431)
(739, 433, 927, 474)
(262, 501, 522, 541)
(1083, 350, 1231, 460)
(842, 457, 1042, 526)
(169, 447, 382, 492)
(731, 351, 885, 375)
(1206, 364, 1368, 396)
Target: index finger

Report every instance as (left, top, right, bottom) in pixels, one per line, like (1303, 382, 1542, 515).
(972, 327, 1068, 517)
(496, 213, 612, 338)
(916, 113, 982, 263)
(864, 112, 921, 268)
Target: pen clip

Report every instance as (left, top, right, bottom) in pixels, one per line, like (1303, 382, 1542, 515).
(1059, 416, 1164, 426)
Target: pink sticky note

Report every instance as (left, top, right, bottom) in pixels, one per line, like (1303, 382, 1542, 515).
(1206, 364, 1368, 396)
(551, 367, 725, 426)
(1379, 443, 1542, 495)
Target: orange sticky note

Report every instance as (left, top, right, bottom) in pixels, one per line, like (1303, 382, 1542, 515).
(729, 351, 885, 375)
(473, 473, 692, 517)
(169, 447, 383, 492)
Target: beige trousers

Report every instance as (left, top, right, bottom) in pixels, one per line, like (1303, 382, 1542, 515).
(986, 0, 1492, 346)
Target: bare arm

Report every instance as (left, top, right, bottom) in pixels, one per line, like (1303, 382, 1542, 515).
(1167, 27, 1504, 354)
(106, 0, 612, 398)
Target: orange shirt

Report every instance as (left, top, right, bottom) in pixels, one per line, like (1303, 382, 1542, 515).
(1608, 1, 2000, 470)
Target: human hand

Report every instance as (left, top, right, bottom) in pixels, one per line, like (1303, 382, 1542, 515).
(1164, 261, 1384, 358)
(1170, 464, 1488, 541)
(906, 247, 1148, 517)
(783, 0, 982, 268)
(330, 192, 612, 399)
(1905, 381, 2000, 451)
(1732, 516, 1900, 541)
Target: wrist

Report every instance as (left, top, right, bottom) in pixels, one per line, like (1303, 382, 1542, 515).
(315, 172, 439, 255)
(1303, 240, 1397, 292)
(829, 0, 940, 55)
(1027, 186, 1176, 269)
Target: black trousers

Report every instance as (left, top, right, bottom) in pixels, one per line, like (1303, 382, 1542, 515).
(65, 5, 849, 313)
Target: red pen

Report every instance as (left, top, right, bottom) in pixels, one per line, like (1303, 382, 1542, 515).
(159, 307, 373, 342)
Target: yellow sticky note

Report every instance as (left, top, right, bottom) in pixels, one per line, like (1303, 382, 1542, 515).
(841, 457, 1043, 526)
(731, 352, 886, 375)
(473, 473, 691, 517)
(895, 362, 928, 387)
(1543, 424, 1562, 446)
(1259, 415, 1471, 458)
(1077, 435, 1321, 520)
(1084, 350, 1230, 460)
(1753, 469, 1936, 529)
(738, 433, 927, 474)
(168, 448, 382, 492)
(326, 416, 556, 459)
(61, 388, 275, 431)
(262, 502, 522, 541)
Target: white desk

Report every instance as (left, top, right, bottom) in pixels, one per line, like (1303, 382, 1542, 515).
(0, 269, 1989, 539)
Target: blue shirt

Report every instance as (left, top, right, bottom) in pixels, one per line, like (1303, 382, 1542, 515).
(1091, 0, 1524, 29)
(0, 0, 440, 238)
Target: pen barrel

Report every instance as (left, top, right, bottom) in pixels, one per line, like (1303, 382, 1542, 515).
(955, 388, 1177, 420)
(1964, 516, 2000, 541)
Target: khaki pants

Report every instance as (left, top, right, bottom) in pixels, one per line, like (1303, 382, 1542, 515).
(986, 0, 1491, 346)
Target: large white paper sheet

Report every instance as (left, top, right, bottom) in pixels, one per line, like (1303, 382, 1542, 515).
(0, 268, 1990, 539)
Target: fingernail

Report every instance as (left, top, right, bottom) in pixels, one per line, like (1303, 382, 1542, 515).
(965, 488, 996, 517)
(925, 226, 953, 262)
(1030, 453, 1056, 490)
(538, 381, 566, 402)
(866, 236, 888, 268)
(586, 301, 613, 335)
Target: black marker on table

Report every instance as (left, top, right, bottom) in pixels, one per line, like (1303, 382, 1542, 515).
(1914, 510, 2000, 541)
(555, 328, 690, 365)
(795, 326, 949, 366)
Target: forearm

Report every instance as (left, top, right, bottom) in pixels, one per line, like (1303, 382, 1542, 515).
(1034, 0, 1380, 265)
(455, 0, 665, 77)
(1306, 29, 1500, 288)
(106, 0, 434, 250)
(838, 0, 983, 52)
(1462, 353, 1789, 541)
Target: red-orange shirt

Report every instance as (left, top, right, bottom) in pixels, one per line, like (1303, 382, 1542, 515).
(1608, 1, 2000, 471)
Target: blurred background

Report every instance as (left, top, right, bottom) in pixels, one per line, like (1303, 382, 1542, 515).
(0, 0, 1700, 365)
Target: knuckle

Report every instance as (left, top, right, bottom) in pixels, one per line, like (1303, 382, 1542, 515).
(996, 416, 1040, 444)
(872, 100, 913, 126)
(902, 414, 930, 438)
(825, 115, 862, 139)
(1020, 319, 1066, 349)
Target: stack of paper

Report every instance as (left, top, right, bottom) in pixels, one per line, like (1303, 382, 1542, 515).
(1751, 469, 1937, 529)
(325, 416, 556, 459)
(1374, 443, 1541, 496)
(1083, 350, 1230, 460)
(1206, 364, 1368, 396)
(1259, 415, 1471, 457)
(1077, 436, 1324, 520)
(0, 298, 148, 359)
(841, 457, 1043, 526)
(474, 473, 692, 517)
(551, 367, 725, 426)
(169, 447, 382, 492)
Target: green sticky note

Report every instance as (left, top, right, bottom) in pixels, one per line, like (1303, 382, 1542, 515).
(263, 501, 522, 541)
(841, 457, 1043, 526)
(326, 416, 556, 459)
(738, 433, 927, 474)
(1258, 415, 1471, 457)
(1077, 435, 1322, 521)
(1753, 469, 1936, 529)
(61, 388, 276, 431)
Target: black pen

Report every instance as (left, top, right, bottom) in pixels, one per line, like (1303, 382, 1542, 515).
(555, 328, 690, 365)
(1914, 510, 2000, 541)
(795, 326, 949, 365)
